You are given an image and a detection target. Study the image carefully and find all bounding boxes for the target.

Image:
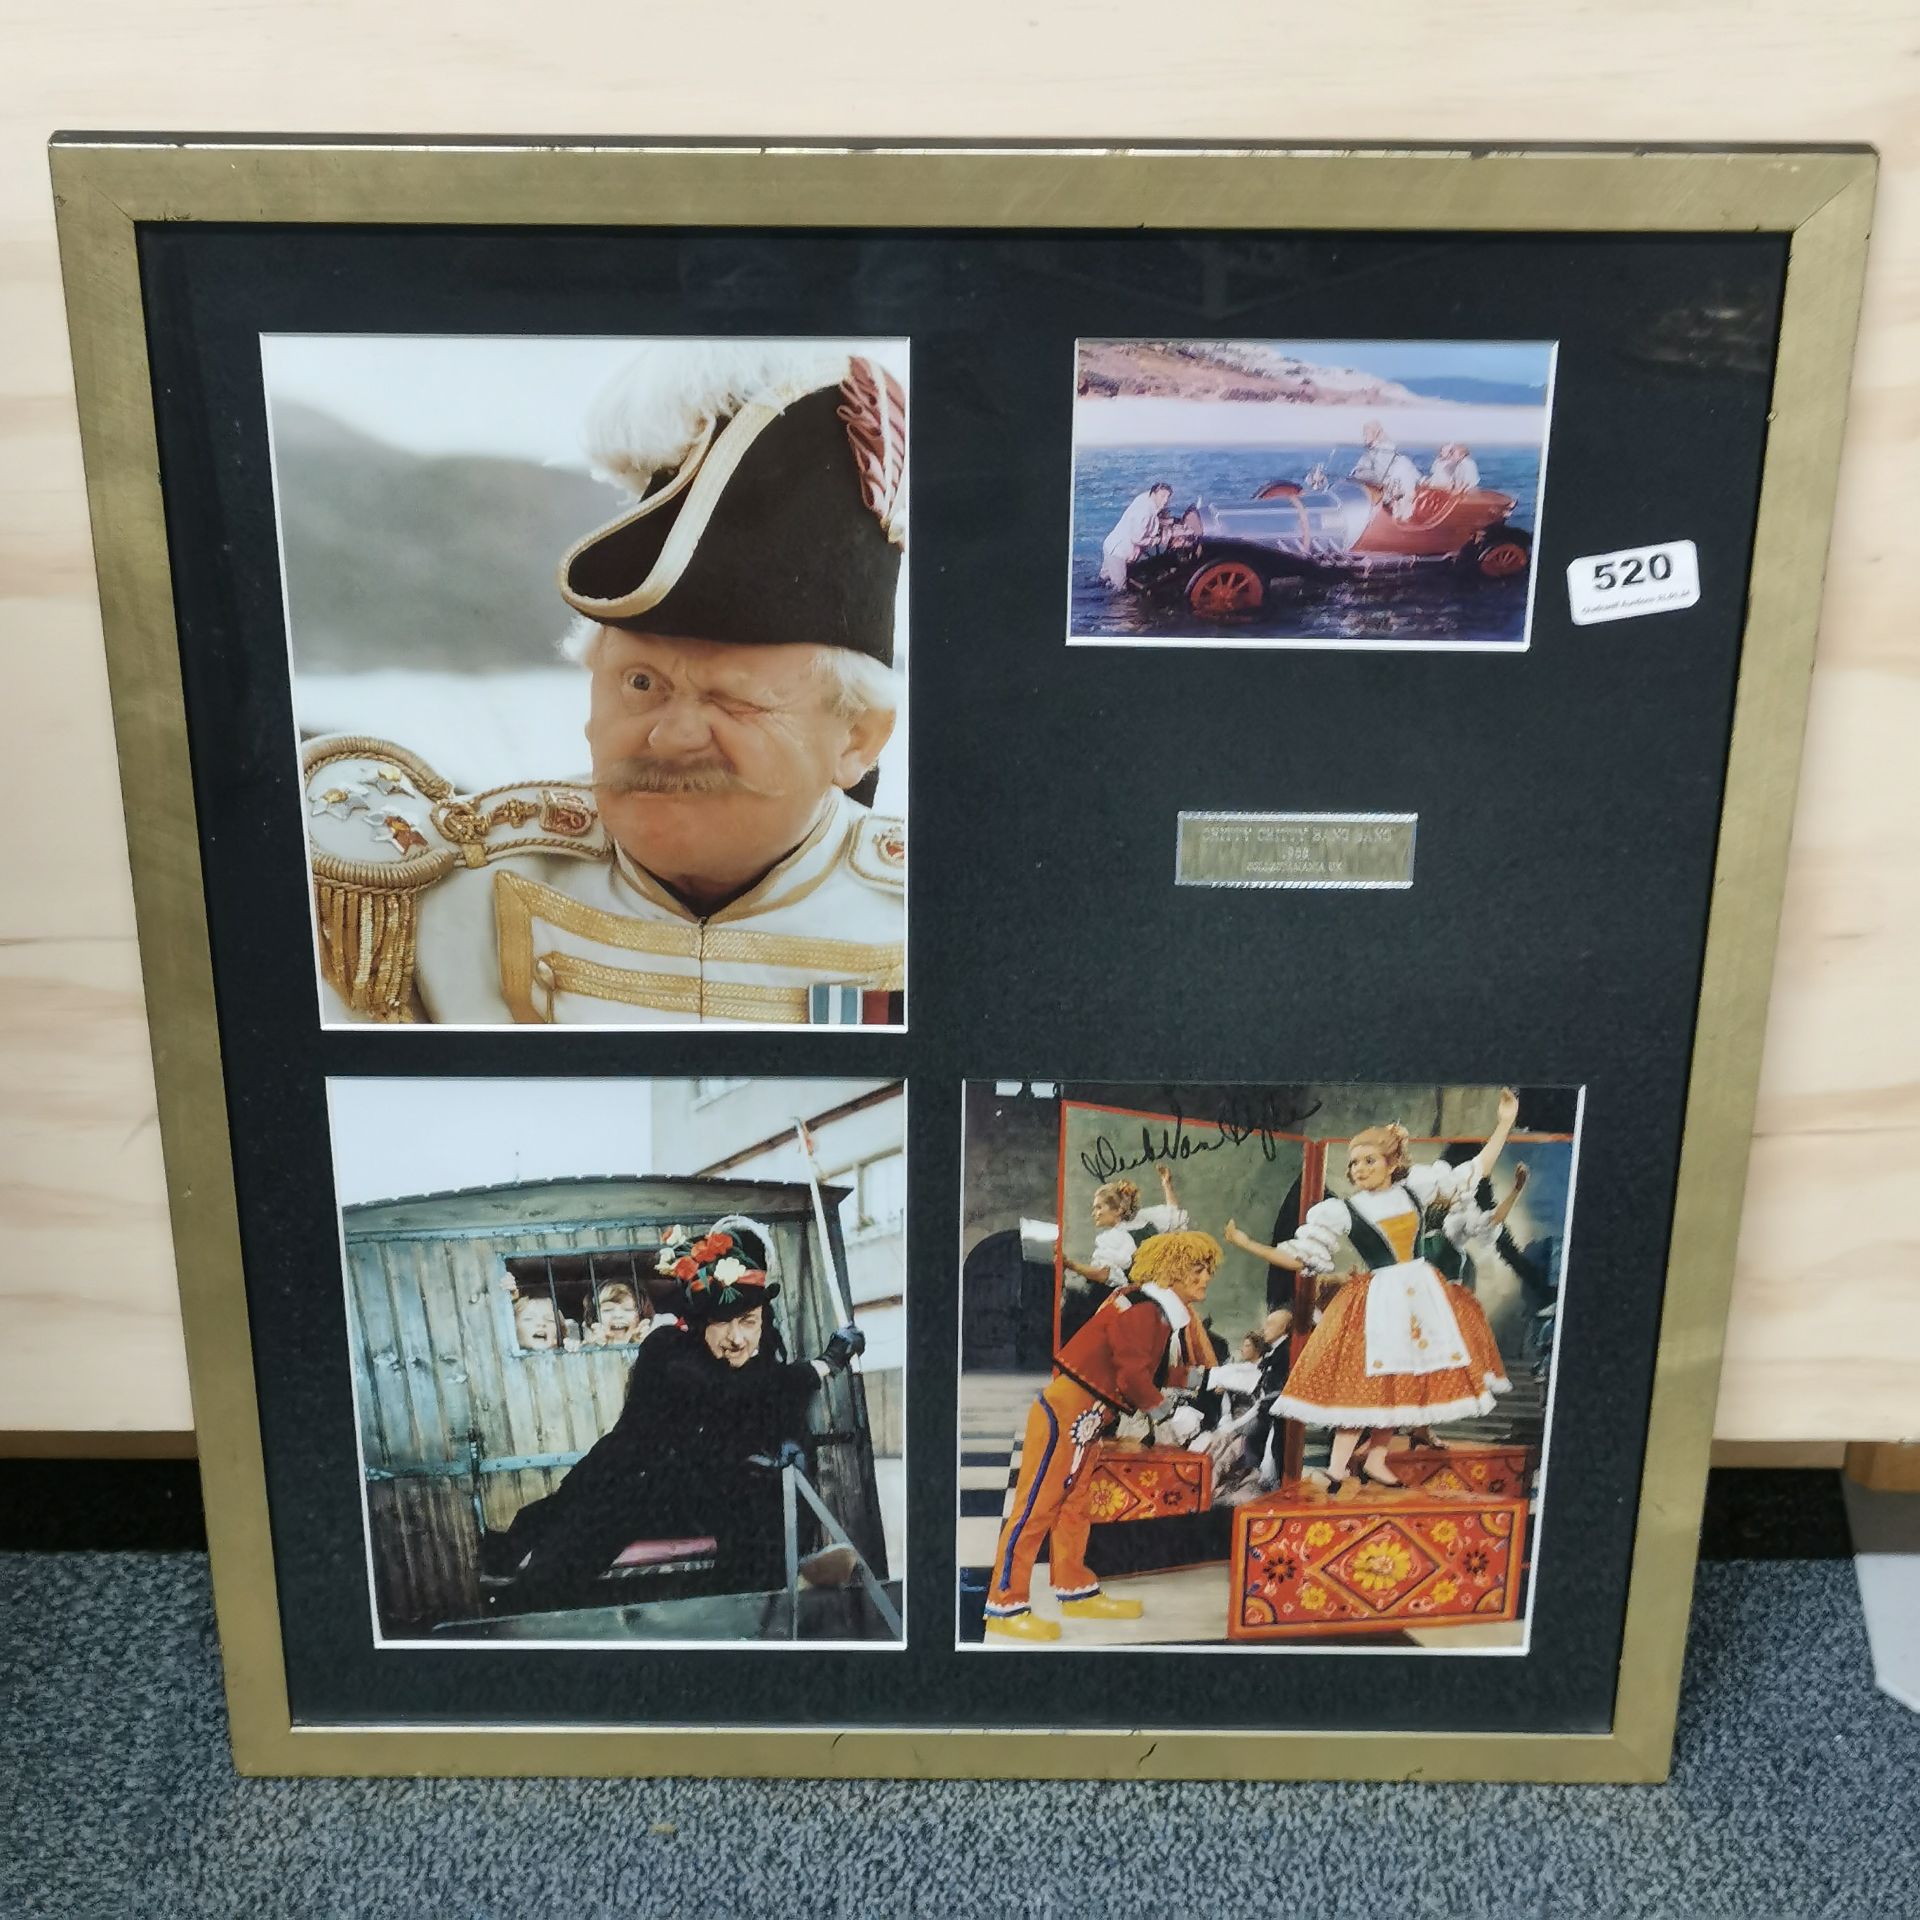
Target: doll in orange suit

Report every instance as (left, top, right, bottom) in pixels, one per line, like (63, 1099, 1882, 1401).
(985, 1231, 1260, 1643)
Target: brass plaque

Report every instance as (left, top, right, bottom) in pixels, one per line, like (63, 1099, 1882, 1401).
(1175, 811, 1417, 889)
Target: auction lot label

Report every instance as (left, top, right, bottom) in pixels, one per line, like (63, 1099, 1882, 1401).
(1567, 539, 1701, 626)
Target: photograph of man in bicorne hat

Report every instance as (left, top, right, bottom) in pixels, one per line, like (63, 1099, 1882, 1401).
(298, 338, 908, 1027)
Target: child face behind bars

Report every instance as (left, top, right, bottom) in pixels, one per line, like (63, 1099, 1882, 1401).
(514, 1295, 561, 1351)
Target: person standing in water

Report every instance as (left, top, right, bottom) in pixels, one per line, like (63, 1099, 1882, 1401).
(1099, 482, 1173, 590)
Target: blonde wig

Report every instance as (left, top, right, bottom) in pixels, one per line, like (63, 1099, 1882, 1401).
(1128, 1230, 1222, 1289)
(1346, 1122, 1413, 1184)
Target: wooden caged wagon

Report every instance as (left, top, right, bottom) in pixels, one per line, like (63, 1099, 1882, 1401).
(341, 1173, 894, 1641)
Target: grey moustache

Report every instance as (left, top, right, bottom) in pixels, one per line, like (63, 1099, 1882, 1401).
(595, 759, 746, 796)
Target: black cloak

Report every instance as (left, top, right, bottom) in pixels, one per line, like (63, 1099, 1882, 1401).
(495, 1322, 823, 1603)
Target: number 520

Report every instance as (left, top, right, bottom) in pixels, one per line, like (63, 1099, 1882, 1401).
(1593, 551, 1673, 591)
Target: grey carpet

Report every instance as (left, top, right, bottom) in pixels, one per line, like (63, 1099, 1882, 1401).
(1, 1552, 1914, 1919)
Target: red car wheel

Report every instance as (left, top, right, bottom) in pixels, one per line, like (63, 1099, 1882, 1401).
(1186, 559, 1265, 617)
(1471, 527, 1532, 580)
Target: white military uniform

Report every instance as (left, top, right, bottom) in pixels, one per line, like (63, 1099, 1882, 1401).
(1349, 436, 1399, 485)
(303, 735, 904, 1025)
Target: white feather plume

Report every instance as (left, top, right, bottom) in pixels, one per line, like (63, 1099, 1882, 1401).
(584, 341, 853, 495)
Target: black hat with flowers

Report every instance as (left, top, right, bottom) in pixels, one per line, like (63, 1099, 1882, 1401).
(655, 1221, 778, 1325)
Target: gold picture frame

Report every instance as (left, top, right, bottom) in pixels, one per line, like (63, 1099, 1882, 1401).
(50, 136, 1874, 1781)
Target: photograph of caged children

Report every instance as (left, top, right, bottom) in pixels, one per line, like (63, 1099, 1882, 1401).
(275, 335, 909, 1029)
(1070, 337, 1555, 650)
(329, 1076, 906, 1648)
(956, 1080, 1581, 1653)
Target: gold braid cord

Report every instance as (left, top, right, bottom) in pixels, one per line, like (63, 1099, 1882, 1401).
(316, 872, 428, 1021)
(309, 839, 458, 1023)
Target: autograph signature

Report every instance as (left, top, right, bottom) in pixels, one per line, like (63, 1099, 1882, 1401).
(1078, 1092, 1323, 1180)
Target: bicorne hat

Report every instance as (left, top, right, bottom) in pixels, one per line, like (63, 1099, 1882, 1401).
(559, 342, 906, 666)
(656, 1221, 779, 1325)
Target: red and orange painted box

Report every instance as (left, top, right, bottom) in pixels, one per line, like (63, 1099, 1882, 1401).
(1229, 1485, 1527, 1640)
(1084, 1440, 1213, 1524)
(1382, 1444, 1535, 1502)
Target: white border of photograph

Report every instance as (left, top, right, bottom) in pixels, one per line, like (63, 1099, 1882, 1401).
(1064, 336, 1558, 653)
(326, 1074, 910, 1655)
(952, 1079, 1586, 1657)
(265, 333, 911, 1034)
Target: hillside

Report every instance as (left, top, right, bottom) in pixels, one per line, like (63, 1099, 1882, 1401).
(1399, 374, 1549, 406)
(271, 403, 620, 674)
(1077, 341, 1431, 407)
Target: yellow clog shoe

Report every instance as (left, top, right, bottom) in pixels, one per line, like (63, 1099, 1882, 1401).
(1058, 1592, 1143, 1620)
(985, 1610, 1062, 1643)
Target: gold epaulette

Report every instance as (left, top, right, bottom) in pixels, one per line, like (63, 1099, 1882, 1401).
(303, 735, 606, 1021)
(846, 811, 906, 889)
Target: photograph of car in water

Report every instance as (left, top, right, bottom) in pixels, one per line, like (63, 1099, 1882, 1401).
(1069, 338, 1556, 650)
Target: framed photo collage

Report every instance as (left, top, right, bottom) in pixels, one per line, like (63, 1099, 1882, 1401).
(51, 136, 1873, 1781)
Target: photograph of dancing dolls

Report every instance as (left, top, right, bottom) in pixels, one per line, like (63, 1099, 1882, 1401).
(1069, 339, 1555, 649)
(330, 1075, 905, 1648)
(955, 1080, 1582, 1652)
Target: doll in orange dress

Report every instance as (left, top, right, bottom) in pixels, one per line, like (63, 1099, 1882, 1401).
(1223, 1087, 1519, 1492)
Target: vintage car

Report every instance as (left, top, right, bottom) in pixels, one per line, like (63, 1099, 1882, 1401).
(1126, 473, 1534, 619)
